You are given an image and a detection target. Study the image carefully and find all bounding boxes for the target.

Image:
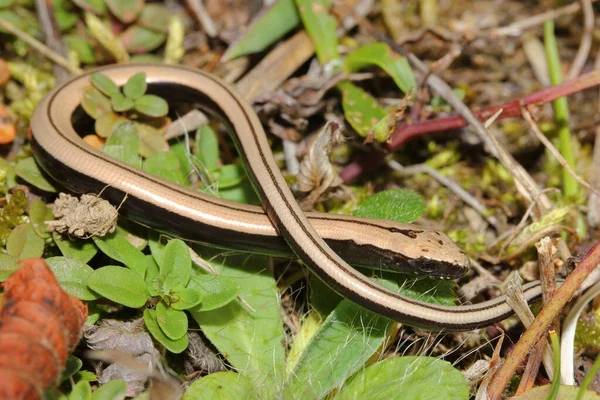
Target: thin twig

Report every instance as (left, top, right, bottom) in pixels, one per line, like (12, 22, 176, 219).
(0, 19, 82, 75)
(479, 109, 553, 212)
(485, 1, 582, 37)
(185, 0, 218, 37)
(587, 51, 600, 227)
(566, 0, 594, 79)
(35, 0, 70, 83)
(522, 106, 600, 198)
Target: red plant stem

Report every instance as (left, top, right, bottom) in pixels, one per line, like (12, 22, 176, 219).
(340, 69, 600, 183)
(389, 69, 600, 149)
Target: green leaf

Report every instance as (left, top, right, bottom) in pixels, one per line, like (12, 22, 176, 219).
(72, 0, 107, 15)
(81, 87, 112, 119)
(91, 379, 127, 400)
(60, 356, 83, 382)
(29, 199, 52, 239)
(88, 265, 150, 308)
(215, 164, 245, 189)
(45, 256, 100, 301)
(337, 81, 387, 140)
(64, 36, 96, 64)
(148, 230, 166, 269)
(55, 5, 78, 30)
(161, 239, 192, 285)
(143, 308, 188, 353)
(223, 0, 300, 61)
(135, 121, 168, 158)
(170, 141, 193, 179)
(102, 121, 141, 168)
(295, 0, 338, 64)
(0, 0, 14, 8)
(15, 157, 58, 192)
(511, 385, 600, 400)
(122, 25, 166, 54)
(69, 380, 93, 400)
(134, 94, 168, 117)
(85, 12, 129, 63)
(0, 11, 25, 34)
(217, 182, 260, 205)
(86, 303, 102, 326)
(155, 301, 188, 340)
(334, 356, 469, 400)
(353, 189, 426, 223)
(144, 254, 160, 296)
(0, 253, 19, 281)
(282, 296, 394, 399)
(343, 43, 416, 93)
(183, 372, 253, 400)
(189, 251, 284, 394)
(188, 273, 240, 312)
(94, 111, 128, 138)
(91, 73, 120, 97)
(6, 223, 45, 260)
(53, 232, 98, 263)
(143, 152, 187, 186)
(195, 125, 219, 173)
(93, 229, 147, 276)
(170, 287, 203, 310)
(123, 72, 147, 100)
(137, 4, 173, 33)
(111, 92, 134, 112)
(105, 0, 143, 24)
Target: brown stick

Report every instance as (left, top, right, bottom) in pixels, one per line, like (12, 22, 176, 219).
(486, 241, 600, 399)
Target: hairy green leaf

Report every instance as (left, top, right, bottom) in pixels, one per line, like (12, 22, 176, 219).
(335, 357, 469, 400)
(88, 265, 149, 307)
(183, 372, 253, 400)
(53, 232, 98, 263)
(353, 189, 426, 223)
(7, 223, 44, 260)
(46, 256, 100, 300)
(15, 157, 58, 192)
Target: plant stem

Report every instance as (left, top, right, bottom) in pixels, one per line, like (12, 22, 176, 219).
(544, 19, 578, 199)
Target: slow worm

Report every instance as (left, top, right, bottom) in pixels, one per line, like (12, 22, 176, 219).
(31, 64, 543, 331)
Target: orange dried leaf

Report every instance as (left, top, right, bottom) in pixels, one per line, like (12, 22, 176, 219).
(0, 104, 15, 144)
(0, 258, 88, 399)
(83, 134, 106, 149)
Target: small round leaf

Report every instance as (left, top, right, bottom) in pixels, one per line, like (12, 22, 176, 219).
(81, 86, 112, 119)
(123, 72, 147, 100)
(111, 92, 134, 112)
(91, 73, 120, 97)
(134, 95, 168, 117)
